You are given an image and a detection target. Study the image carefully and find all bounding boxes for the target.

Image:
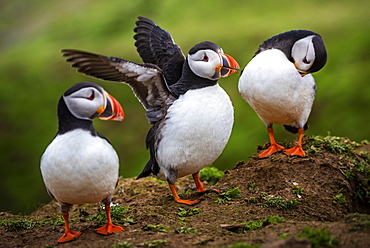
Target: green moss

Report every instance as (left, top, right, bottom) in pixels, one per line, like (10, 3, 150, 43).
(345, 213, 370, 232)
(140, 240, 168, 247)
(279, 233, 289, 239)
(142, 224, 169, 233)
(240, 216, 285, 233)
(260, 193, 301, 209)
(305, 135, 365, 157)
(199, 166, 224, 185)
(0, 216, 67, 232)
(146, 178, 166, 185)
(218, 243, 262, 248)
(110, 241, 135, 248)
(0, 218, 39, 232)
(306, 135, 370, 204)
(296, 226, 339, 248)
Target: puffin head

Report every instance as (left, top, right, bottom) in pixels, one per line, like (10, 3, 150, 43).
(290, 31, 327, 75)
(187, 41, 240, 80)
(62, 82, 124, 121)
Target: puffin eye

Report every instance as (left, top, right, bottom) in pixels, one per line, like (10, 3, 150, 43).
(87, 91, 95, 100)
(302, 57, 311, 64)
(202, 54, 209, 62)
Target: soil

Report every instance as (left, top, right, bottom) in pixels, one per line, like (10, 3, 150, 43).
(1, 141, 370, 248)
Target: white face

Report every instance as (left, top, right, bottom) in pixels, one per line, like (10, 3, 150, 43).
(63, 86, 106, 120)
(187, 49, 223, 80)
(291, 35, 316, 73)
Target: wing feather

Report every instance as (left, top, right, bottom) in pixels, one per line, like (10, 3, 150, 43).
(133, 16, 185, 85)
(61, 49, 176, 117)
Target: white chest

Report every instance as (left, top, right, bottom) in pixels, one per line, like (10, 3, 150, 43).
(238, 49, 316, 126)
(156, 84, 234, 179)
(40, 129, 119, 204)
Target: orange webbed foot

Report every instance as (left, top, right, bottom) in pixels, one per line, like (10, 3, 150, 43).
(58, 230, 82, 243)
(258, 143, 285, 158)
(284, 145, 305, 157)
(175, 198, 201, 205)
(95, 223, 124, 235)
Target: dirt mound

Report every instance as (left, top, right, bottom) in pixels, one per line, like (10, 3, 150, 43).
(1, 135, 369, 248)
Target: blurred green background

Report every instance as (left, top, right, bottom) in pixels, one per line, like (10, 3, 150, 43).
(1, 0, 369, 215)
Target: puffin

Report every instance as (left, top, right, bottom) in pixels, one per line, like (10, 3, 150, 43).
(40, 82, 125, 243)
(238, 30, 327, 158)
(61, 16, 240, 205)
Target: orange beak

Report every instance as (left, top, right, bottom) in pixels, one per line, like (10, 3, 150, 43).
(98, 93, 124, 121)
(220, 53, 240, 77)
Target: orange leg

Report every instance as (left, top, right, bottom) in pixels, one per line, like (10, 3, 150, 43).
(192, 172, 220, 194)
(58, 212, 82, 243)
(95, 204, 124, 235)
(284, 128, 305, 157)
(169, 183, 200, 205)
(192, 173, 205, 193)
(258, 126, 285, 158)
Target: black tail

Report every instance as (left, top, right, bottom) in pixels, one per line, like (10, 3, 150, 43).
(283, 123, 309, 134)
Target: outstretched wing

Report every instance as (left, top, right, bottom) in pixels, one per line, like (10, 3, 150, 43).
(62, 49, 177, 123)
(134, 16, 185, 85)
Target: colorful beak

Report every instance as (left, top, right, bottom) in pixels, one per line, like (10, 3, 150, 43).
(98, 92, 124, 121)
(220, 53, 240, 77)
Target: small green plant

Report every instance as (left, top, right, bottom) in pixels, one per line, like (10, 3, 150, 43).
(176, 208, 200, 217)
(296, 226, 339, 248)
(194, 239, 210, 245)
(244, 197, 257, 204)
(216, 187, 241, 203)
(140, 240, 168, 247)
(177, 217, 190, 223)
(146, 177, 166, 184)
(43, 245, 56, 248)
(110, 241, 134, 248)
(292, 186, 305, 195)
(87, 204, 133, 226)
(279, 233, 289, 239)
(199, 166, 224, 185)
(345, 213, 370, 232)
(226, 216, 285, 234)
(247, 182, 259, 191)
(332, 189, 347, 204)
(260, 193, 301, 209)
(142, 224, 169, 233)
(175, 226, 199, 234)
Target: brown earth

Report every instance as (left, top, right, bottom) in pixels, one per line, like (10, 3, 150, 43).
(1, 139, 370, 248)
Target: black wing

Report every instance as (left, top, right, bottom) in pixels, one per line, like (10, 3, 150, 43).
(61, 49, 176, 123)
(134, 16, 185, 85)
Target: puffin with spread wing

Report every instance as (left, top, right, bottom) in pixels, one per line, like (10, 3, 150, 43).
(62, 16, 239, 205)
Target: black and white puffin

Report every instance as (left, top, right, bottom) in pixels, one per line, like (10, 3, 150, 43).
(61, 16, 240, 205)
(238, 30, 327, 158)
(40, 82, 125, 243)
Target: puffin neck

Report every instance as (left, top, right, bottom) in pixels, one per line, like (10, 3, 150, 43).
(169, 60, 217, 96)
(57, 97, 97, 136)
